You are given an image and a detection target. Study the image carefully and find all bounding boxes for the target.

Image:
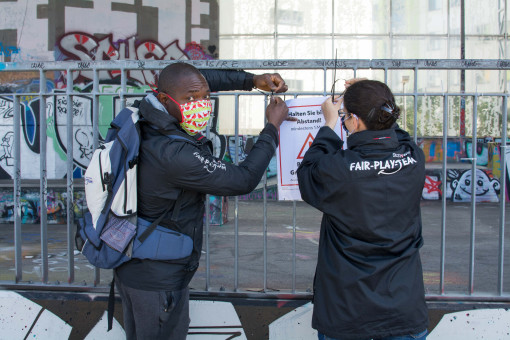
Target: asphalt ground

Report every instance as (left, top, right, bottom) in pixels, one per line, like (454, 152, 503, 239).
(0, 199, 509, 297)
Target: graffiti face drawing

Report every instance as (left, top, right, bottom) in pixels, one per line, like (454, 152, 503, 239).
(0, 131, 14, 166)
(449, 169, 501, 202)
(75, 128, 94, 160)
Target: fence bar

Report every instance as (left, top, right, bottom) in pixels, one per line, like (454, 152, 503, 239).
(205, 196, 210, 290)
(323, 67, 328, 95)
(0, 90, 497, 98)
(66, 69, 75, 283)
(440, 94, 448, 294)
(2, 59, 510, 71)
(234, 94, 240, 291)
(498, 95, 508, 295)
(468, 94, 479, 295)
(413, 67, 418, 142)
(92, 68, 100, 286)
(205, 104, 212, 291)
(183, 90, 510, 98)
(292, 201, 297, 293)
(120, 68, 127, 112)
(39, 69, 49, 284)
(92, 68, 100, 150)
(13, 95, 22, 283)
(263, 95, 269, 292)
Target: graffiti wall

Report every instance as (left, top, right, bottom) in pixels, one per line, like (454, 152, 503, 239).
(0, 0, 218, 63)
(419, 138, 506, 203)
(0, 0, 219, 177)
(0, 0, 225, 223)
(1, 290, 508, 340)
(0, 189, 86, 224)
(419, 137, 502, 168)
(422, 168, 502, 202)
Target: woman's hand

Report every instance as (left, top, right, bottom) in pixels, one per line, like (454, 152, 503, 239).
(321, 95, 343, 130)
(344, 77, 367, 89)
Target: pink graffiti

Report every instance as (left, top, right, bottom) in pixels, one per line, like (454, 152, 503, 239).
(184, 42, 213, 60)
(57, 32, 199, 84)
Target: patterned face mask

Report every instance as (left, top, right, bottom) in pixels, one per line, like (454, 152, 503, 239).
(162, 93, 212, 135)
(178, 99, 212, 135)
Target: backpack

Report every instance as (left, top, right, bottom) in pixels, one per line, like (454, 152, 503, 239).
(75, 104, 196, 269)
(75, 105, 140, 269)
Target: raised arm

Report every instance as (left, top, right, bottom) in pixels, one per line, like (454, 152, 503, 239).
(168, 97, 289, 195)
(200, 69, 288, 93)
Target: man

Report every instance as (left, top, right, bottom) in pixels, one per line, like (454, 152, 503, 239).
(114, 63, 290, 339)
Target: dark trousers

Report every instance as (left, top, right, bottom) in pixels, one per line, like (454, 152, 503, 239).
(115, 274, 190, 340)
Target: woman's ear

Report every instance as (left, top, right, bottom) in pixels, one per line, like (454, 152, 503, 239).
(355, 115, 368, 132)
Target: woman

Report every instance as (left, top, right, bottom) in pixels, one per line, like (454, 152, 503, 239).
(297, 80, 428, 340)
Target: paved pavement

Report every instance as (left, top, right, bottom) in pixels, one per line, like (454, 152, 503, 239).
(0, 199, 509, 297)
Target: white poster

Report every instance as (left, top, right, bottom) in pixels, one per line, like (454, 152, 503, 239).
(276, 97, 346, 201)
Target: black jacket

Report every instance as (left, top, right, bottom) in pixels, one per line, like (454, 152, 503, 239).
(115, 70, 279, 290)
(297, 125, 428, 340)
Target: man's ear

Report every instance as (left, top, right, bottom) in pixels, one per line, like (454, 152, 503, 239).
(156, 92, 167, 105)
(157, 93, 183, 122)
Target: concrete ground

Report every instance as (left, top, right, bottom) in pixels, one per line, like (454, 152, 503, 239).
(0, 199, 509, 297)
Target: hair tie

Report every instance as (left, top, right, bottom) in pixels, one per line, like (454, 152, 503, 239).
(378, 101, 400, 123)
(381, 102, 395, 115)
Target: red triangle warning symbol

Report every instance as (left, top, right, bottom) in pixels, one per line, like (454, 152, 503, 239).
(297, 133, 315, 159)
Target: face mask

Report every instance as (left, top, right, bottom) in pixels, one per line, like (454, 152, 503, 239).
(340, 113, 358, 136)
(162, 93, 213, 135)
(178, 99, 212, 135)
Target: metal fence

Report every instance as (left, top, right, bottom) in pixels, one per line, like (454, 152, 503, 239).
(0, 59, 508, 303)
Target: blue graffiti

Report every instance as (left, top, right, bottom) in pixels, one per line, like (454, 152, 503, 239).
(0, 42, 20, 57)
(446, 140, 462, 160)
(428, 141, 436, 159)
(13, 79, 55, 150)
(465, 141, 489, 166)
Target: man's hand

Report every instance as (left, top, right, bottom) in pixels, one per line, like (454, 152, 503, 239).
(266, 97, 290, 129)
(253, 73, 288, 93)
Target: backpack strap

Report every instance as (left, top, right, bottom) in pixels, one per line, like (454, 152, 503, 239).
(135, 131, 193, 243)
(107, 277, 115, 331)
(136, 190, 185, 243)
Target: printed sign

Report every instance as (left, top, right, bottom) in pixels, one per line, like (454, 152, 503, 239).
(276, 97, 345, 201)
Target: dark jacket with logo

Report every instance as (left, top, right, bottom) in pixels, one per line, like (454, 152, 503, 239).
(115, 70, 279, 290)
(297, 125, 428, 340)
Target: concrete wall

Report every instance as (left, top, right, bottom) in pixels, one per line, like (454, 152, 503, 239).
(1, 290, 509, 339)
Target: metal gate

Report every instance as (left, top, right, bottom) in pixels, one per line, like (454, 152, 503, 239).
(0, 59, 508, 303)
